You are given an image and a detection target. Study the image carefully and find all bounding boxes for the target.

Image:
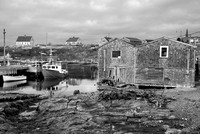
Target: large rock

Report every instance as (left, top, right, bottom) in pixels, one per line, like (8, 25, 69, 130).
(3, 107, 20, 116)
(73, 90, 80, 96)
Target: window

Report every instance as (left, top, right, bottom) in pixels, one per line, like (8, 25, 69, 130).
(112, 51, 121, 58)
(160, 46, 169, 58)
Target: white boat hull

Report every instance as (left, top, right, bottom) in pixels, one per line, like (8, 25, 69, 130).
(3, 75, 27, 82)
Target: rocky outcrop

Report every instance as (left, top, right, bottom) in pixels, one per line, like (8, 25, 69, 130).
(0, 93, 41, 102)
(25, 89, 185, 134)
(1, 87, 200, 133)
(0, 93, 46, 134)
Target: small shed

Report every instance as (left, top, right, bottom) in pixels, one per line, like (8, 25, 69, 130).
(98, 38, 141, 84)
(98, 37, 196, 88)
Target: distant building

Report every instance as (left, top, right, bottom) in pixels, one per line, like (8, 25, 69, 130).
(16, 35, 34, 48)
(189, 37, 200, 45)
(177, 29, 200, 45)
(65, 37, 82, 46)
(99, 36, 112, 46)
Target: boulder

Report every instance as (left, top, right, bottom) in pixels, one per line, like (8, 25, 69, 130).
(73, 90, 80, 96)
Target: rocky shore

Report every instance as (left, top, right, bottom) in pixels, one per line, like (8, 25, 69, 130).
(0, 93, 47, 134)
(1, 86, 200, 134)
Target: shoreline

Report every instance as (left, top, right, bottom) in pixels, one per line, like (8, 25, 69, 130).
(1, 86, 200, 133)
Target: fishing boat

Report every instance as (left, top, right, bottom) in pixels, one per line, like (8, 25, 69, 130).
(42, 48, 68, 79)
(2, 54, 27, 82)
(27, 61, 43, 74)
(27, 61, 47, 80)
(3, 75, 27, 82)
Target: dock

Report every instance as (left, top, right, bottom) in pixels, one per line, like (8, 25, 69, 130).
(0, 65, 29, 75)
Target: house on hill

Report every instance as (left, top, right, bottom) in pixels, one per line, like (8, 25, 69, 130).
(65, 37, 82, 46)
(16, 35, 34, 48)
(98, 37, 196, 88)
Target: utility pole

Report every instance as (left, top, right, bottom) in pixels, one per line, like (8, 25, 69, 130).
(46, 32, 47, 46)
(3, 29, 6, 66)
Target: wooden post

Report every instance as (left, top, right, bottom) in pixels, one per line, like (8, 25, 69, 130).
(3, 29, 6, 66)
(103, 50, 106, 72)
(187, 49, 190, 74)
(194, 40, 196, 73)
(133, 48, 136, 84)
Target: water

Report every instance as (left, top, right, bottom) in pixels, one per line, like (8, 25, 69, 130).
(0, 64, 98, 97)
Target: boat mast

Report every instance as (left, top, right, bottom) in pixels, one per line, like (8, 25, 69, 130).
(3, 29, 6, 66)
(50, 47, 53, 63)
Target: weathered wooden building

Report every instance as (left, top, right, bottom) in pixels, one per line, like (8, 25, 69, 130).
(98, 38, 141, 85)
(98, 37, 196, 87)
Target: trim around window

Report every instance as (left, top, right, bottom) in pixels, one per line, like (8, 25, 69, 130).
(160, 46, 169, 58)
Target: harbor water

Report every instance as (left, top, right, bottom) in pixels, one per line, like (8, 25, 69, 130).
(0, 63, 98, 97)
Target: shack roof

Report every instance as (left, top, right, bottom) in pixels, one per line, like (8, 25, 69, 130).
(139, 37, 197, 48)
(122, 37, 142, 46)
(16, 35, 32, 42)
(98, 37, 196, 50)
(98, 37, 142, 49)
(104, 36, 112, 42)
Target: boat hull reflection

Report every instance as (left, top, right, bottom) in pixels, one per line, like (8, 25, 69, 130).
(28, 78, 64, 91)
(1, 80, 27, 90)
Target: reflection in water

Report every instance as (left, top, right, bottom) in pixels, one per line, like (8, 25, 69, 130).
(67, 78, 81, 85)
(0, 80, 27, 90)
(67, 63, 98, 79)
(0, 64, 98, 98)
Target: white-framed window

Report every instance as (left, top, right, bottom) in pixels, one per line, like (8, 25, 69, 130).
(112, 51, 121, 58)
(160, 46, 169, 58)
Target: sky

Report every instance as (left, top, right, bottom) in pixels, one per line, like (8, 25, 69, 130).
(0, 0, 200, 46)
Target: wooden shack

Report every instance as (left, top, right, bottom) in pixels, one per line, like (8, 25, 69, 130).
(98, 38, 141, 84)
(98, 37, 196, 88)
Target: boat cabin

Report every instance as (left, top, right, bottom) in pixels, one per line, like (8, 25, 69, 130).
(42, 64, 61, 71)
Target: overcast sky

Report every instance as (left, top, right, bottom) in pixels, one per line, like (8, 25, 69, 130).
(0, 0, 200, 45)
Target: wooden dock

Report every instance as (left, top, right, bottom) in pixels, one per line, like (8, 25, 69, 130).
(0, 65, 29, 75)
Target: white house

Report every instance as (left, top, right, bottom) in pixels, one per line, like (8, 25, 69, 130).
(65, 37, 82, 46)
(16, 35, 34, 48)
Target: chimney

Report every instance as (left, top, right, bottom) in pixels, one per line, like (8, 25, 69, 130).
(186, 29, 188, 37)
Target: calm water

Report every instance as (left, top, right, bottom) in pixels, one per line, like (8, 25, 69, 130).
(0, 64, 98, 97)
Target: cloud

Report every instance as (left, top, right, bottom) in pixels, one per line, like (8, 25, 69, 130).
(90, 1, 107, 11)
(0, 0, 200, 45)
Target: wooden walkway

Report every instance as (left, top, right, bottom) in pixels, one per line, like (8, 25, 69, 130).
(0, 65, 29, 75)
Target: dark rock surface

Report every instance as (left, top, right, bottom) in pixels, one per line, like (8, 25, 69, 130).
(1, 87, 200, 133)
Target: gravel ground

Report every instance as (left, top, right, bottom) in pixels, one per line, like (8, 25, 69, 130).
(161, 87, 200, 133)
